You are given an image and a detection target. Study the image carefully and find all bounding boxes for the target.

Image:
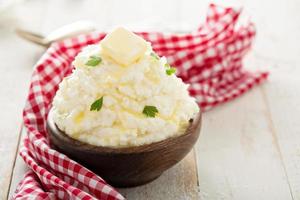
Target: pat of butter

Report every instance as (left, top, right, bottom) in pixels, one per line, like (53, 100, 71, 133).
(101, 27, 148, 66)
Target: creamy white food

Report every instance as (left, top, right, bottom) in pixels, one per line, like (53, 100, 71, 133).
(52, 28, 199, 147)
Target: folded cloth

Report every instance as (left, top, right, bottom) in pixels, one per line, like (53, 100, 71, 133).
(13, 4, 268, 200)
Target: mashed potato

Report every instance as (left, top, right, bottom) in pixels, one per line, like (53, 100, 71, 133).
(52, 28, 199, 147)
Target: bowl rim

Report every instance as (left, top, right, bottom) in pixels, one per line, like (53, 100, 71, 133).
(47, 108, 201, 154)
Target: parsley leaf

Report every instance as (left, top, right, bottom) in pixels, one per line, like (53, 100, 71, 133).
(150, 52, 159, 60)
(166, 67, 176, 75)
(142, 105, 159, 118)
(86, 55, 102, 67)
(90, 96, 104, 111)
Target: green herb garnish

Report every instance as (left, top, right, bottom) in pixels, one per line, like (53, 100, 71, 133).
(142, 105, 159, 118)
(86, 55, 102, 67)
(166, 67, 176, 75)
(90, 96, 104, 111)
(150, 52, 159, 60)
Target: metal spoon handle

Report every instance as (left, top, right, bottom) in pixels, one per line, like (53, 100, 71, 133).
(16, 21, 96, 47)
(15, 29, 46, 46)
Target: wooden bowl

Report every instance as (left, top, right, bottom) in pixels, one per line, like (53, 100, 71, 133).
(47, 108, 201, 187)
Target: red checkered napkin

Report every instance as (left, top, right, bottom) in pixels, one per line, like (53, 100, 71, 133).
(13, 4, 268, 200)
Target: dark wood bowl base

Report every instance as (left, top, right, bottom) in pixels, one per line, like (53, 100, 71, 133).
(47, 109, 201, 188)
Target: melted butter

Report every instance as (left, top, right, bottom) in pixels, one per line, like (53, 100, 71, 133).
(178, 121, 189, 132)
(144, 62, 161, 84)
(122, 107, 144, 119)
(70, 131, 82, 140)
(145, 70, 160, 84)
(74, 111, 85, 124)
(72, 56, 182, 134)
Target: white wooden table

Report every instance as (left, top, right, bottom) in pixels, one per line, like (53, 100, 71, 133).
(1, 0, 300, 199)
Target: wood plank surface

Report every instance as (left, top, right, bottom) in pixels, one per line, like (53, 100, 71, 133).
(2, 0, 300, 199)
(245, 0, 300, 198)
(7, 127, 28, 199)
(0, 1, 46, 199)
(262, 73, 300, 200)
(196, 88, 293, 200)
(119, 151, 199, 200)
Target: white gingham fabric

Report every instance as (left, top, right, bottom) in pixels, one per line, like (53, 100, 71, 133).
(13, 4, 268, 200)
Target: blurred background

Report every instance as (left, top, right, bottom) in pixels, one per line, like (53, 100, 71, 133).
(1, 0, 300, 199)
(1, 0, 299, 82)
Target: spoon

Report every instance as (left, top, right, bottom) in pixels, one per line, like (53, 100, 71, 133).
(16, 21, 96, 47)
